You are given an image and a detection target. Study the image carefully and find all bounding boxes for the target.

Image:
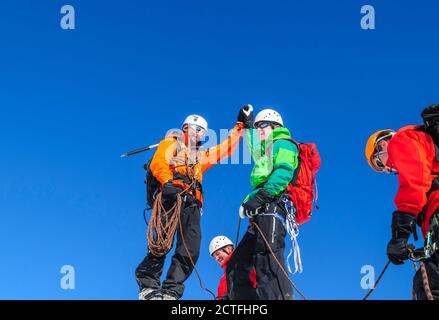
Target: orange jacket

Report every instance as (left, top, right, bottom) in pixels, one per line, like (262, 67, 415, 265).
(387, 125, 439, 237)
(150, 123, 245, 206)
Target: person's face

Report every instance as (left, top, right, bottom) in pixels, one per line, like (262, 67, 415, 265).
(374, 139, 390, 172)
(184, 125, 206, 144)
(212, 246, 233, 265)
(255, 122, 274, 141)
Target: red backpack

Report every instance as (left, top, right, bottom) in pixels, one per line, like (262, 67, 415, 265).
(279, 139, 321, 225)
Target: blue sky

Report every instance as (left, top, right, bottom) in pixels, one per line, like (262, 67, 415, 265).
(0, 0, 438, 300)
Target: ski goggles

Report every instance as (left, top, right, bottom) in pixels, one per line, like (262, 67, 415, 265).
(255, 121, 274, 129)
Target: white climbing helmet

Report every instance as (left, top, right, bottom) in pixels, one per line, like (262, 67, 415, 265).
(182, 115, 208, 132)
(254, 109, 284, 127)
(209, 236, 234, 256)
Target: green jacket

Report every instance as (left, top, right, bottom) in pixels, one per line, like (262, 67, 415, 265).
(244, 127, 299, 202)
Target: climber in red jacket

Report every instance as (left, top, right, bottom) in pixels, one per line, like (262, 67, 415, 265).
(365, 105, 439, 300)
(209, 236, 257, 300)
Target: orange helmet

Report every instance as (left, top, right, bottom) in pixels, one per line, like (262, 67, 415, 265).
(365, 129, 396, 172)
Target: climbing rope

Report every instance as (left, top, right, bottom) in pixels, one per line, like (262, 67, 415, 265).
(147, 184, 434, 301)
(147, 192, 183, 257)
(250, 220, 308, 300)
(147, 188, 216, 300)
(177, 203, 217, 300)
(409, 252, 419, 300)
(235, 216, 242, 247)
(362, 260, 391, 300)
(408, 248, 434, 301)
(241, 217, 434, 301)
(419, 261, 434, 300)
(362, 249, 435, 301)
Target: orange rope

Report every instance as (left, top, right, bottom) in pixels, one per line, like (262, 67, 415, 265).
(147, 193, 182, 257)
(147, 188, 215, 299)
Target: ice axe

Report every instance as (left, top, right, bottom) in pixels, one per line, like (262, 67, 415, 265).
(121, 104, 253, 158)
(120, 143, 159, 158)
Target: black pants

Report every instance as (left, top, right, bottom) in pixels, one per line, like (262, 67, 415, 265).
(227, 204, 294, 300)
(135, 197, 201, 298)
(413, 250, 439, 300)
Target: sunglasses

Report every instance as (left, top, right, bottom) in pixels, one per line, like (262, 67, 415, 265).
(372, 133, 393, 170)
(373, 151, 387, 169)
(189, 124, 206, 134)
(255, 121, 273, 129)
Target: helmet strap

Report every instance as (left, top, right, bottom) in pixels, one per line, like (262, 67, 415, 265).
(222, 246, 233, 255)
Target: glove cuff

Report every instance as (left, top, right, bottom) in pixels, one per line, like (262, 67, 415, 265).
(391, 211, 417, 240)
(256, 189, 274, 203)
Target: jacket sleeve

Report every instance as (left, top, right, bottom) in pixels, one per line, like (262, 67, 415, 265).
(216, 273, 228, 300)
(262, 140, 298, 197)
(149, 137, 177, 185)
(201, 123, 245, 173)
(388, 131, 434, 216)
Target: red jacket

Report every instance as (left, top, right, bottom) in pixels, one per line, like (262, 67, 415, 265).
(217, 251, 257, 300)
(387, 125, 439, 237)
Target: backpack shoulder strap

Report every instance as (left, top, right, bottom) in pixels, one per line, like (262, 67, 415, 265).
(165, 135, 184, 156)
(416, 125, 439, 162)
(274, 137, 300, 148)
(274, 138, 301, 185)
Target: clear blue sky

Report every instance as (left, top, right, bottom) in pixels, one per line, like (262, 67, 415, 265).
(0, 0, 438, 300)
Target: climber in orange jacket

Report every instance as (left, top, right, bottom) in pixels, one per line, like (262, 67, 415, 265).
(365, 105, 439, 300)
(209, 236, 257, 300)
(135, 105, 254, 300)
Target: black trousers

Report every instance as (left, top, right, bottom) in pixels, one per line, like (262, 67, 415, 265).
(227, 204, 294, 300)
(413, 250, 439, 300)
(135, 197, 201, 298)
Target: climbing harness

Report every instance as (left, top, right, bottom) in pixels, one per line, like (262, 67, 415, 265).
(236, 194, 307, 300)
(261, 197, 303, 275)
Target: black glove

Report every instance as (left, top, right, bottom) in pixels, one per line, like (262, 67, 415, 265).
(219, 293, 230, 300)
(161, 181, 183, 204)
(242, 189, 273, 218)
(386, 211, 417, 265)
(387, 238, 415, 265)
(237, 104, 254, 129)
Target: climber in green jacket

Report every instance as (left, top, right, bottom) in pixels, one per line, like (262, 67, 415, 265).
(226, 108, 298, 300)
